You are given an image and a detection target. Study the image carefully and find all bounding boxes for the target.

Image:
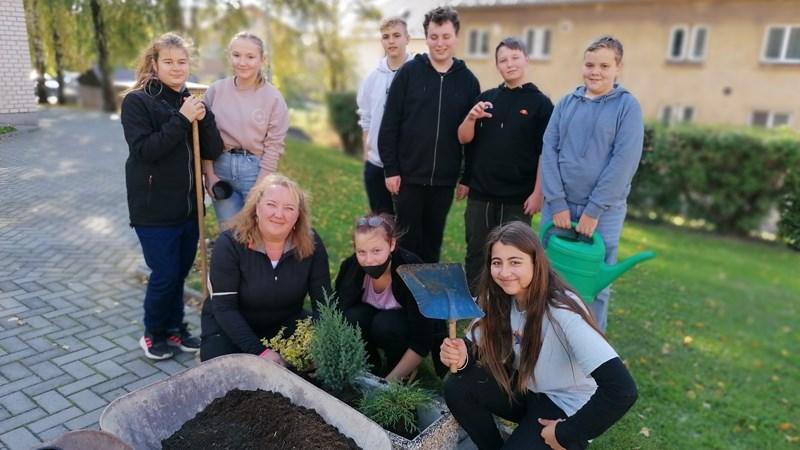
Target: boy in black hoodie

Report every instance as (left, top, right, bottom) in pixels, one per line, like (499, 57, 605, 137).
(378, 6, 480, 263)
(457, 37, 553, 291)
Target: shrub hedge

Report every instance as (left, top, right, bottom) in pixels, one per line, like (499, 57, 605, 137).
(325, 91, 362, 157)
(629, 123, 800, 245)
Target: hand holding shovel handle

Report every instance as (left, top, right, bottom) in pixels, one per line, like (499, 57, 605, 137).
(192, 120, 208, 298)
(395, 264, 485, 375)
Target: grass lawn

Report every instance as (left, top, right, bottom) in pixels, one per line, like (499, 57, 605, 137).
(196, 138, 800, 449)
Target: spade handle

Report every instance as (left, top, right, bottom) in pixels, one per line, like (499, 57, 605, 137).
(448, 320, 457, 373)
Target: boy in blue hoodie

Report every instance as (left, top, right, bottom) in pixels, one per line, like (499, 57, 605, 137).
(540, 36, 644, 331)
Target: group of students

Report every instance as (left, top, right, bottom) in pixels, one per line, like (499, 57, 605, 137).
(121, 5, 640, 449)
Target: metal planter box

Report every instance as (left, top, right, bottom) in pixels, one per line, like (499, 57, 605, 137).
(356, 373, 460, 450)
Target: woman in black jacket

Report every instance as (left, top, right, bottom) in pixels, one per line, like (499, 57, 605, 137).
(335, 213, 446, 381)
(121, 33, 223, 360)
(200, 173, 331, 364)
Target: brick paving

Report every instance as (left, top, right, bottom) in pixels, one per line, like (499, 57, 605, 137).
(0, 109, 199, 450)
(0, 108, 478, 450)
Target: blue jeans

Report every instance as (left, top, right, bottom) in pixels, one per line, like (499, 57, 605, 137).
(212, 151, 260, 224)
(135, 218, 198, 333)
(540, 202, 627, 332)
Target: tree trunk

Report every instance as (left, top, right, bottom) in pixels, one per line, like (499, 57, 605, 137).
(52, 26, 66, 104)
(89, 0, 117, 112)
(27, 0, 48, 104)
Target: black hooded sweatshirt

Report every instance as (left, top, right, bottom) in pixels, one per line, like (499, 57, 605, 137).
(121, 80, 223, 227)
(462, 82, 553, 204)
(378, 53, 480, 187)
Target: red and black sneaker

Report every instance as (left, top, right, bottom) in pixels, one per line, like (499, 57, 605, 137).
(167, 323, 201, 353)
(140, 331, 174, 360)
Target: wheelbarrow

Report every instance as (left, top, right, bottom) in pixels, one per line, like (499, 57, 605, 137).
(99, 354, 391, 450)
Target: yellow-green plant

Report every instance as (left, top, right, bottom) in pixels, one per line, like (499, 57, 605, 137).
(261, 317, 315, 372)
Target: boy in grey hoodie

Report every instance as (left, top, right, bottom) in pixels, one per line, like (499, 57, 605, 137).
(540, 36, 644, 332)
(356, 17, 413, 215)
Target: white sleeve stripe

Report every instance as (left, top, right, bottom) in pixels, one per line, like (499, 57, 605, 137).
(212, 291, 238, 296)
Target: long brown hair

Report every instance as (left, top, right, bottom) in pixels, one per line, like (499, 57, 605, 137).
(228, 173, 315, 259)
(124, 32, 193, 96)
(471, 221, 604, 397)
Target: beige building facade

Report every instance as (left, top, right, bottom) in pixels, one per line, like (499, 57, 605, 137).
(451, 0, 800, 130)
(0, 0, 38, 126)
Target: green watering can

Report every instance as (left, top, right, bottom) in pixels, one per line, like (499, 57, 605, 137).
(542, 221, 656, 303)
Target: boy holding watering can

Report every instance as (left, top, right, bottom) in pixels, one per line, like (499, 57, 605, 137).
(540, 36, 644, 331)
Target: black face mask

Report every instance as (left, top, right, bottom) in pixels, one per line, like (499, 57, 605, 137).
(362, 254, 392, 279)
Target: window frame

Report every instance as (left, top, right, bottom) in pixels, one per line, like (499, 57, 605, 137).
(761, 25, 800, 63)
(751, 110, 792, 128)
(667, 24, 709, 63)
(660, 104, 696, 126)
(524, 27, 552, 60)
(466, 29, 490, 58)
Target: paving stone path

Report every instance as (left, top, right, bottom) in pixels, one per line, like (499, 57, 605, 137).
(0, 109, 199, 450)
(0, 108, 478, 450)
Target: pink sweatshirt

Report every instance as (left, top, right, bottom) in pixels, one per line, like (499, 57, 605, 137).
(205, 77, 290, 175)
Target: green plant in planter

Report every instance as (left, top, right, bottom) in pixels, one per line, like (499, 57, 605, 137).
(260, 317, 315, 372)
(311, 292, 371, 394)
(358, 380, 436, 439)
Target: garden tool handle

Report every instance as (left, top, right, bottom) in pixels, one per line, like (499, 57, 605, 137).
(192, 120, 208, 298)
(544, 221, 593, 245)
(448, 320, 458, 373)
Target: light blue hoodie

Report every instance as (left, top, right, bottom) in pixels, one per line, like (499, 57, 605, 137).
(541, 84, 644, 219)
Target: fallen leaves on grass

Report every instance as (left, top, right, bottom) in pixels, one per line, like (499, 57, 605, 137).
(682, 336, 693, 346)
(639, 427, 650, 437)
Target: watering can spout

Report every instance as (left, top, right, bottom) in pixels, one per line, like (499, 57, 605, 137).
(596, 250, 656, 294)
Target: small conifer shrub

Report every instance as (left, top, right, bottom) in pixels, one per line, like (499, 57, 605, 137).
(311, 291, 370, 394)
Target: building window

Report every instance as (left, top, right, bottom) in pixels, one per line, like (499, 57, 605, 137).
(467, 29, 489, 57)
(660, 105, 695, 126)
(752, 111, 791, 127)
(667, 25, 709, 62)
(762, 25, 800, 63)
(524, 28, 552, 60)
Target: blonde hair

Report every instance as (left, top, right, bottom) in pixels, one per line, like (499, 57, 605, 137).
(586, 35, 624, 65)
(125, 32, 192, 96)
(229, 173, 315, 259)
(380, 17, 408, 34)
(230, 31, 266, 86)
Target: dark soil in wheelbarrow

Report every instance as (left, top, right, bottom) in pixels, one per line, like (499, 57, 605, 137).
(161, 388, 361, 450)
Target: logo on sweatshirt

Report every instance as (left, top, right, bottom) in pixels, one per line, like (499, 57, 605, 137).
(520, 109, 528, 116)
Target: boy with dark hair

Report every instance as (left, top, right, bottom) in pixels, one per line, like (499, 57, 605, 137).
(378, 6, 480, 263)
(457, 37, 554, 291)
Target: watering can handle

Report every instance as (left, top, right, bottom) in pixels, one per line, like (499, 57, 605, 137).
(542, 221, 593, 244)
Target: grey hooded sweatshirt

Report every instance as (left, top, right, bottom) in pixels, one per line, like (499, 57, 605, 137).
(541, 84, 644, 219)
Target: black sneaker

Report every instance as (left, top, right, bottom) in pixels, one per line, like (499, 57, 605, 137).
(140, 331, 174, 360)
(167, 323, 201, 353)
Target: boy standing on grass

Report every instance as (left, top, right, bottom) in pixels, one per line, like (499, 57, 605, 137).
(541, 36, 643, 331)
(457, 37, 553, 293)
(378, 6, 480, 263)
(357, 17, 413, 215)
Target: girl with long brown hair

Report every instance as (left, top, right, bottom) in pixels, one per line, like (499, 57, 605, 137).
(439, 222, 637, 449)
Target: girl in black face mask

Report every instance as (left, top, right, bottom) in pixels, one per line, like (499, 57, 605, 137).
(334, 214, 448, 381)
